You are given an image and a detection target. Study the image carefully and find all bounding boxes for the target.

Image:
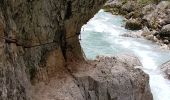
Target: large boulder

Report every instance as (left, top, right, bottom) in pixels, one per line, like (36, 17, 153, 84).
(142, 4, 157, 15)
(122, 1, 136, 12)
(74, 55, 153, 100)
(156, 1, 170, 10)
(160, 61, 170, 79)
(125, 19, 142, 30)
(33, 55, 153, 100)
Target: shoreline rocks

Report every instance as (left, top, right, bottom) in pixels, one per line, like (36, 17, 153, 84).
(125, 19, 142, 30)
(104, 0, 170, 49)
(33, 54, 153, 100)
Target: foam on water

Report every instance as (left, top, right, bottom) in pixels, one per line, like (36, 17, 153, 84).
(80, 10, 170, 100)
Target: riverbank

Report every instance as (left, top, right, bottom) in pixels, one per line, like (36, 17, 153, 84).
(103, 0, 170, 50)
(80, 10, 170, 100)
(33, 55, 153, 100)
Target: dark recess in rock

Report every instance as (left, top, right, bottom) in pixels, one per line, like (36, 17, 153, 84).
(65, 1, 72, 19)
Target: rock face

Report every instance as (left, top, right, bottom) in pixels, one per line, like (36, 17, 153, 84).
(33, 55, 153, 100)
(125, 19, 142, 30)
(142, 1, 170, 29)
(0, 0, 107, 99)
(160, 61, 170, 79)
(0, 0, 153, 100)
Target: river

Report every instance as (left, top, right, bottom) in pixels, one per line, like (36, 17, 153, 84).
(80, 10, 170, 100)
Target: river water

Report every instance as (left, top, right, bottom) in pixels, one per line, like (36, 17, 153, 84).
(80, 10, 170, 100)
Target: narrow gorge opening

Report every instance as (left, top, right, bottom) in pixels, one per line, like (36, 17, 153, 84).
(1, 0, 170, 100)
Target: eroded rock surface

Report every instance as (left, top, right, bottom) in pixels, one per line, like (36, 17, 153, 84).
(0, 0, 106, 99)
(33, 55, 153, 100)
(0, 0, 153, 100)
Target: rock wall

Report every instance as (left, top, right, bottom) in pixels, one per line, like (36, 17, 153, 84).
(0, 0, 106, 99)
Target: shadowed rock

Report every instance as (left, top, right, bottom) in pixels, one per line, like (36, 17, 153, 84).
(0, 0, 107, 99)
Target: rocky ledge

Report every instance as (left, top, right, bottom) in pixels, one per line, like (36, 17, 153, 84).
(33, 54, 153, 100)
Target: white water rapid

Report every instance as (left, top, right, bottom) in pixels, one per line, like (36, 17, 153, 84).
(80, 10, 170, 100)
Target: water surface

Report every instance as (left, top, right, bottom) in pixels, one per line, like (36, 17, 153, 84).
(80, 10, 170, 100)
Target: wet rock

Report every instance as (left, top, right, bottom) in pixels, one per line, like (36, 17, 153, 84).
(146, 35, 154, 41)
(121, 31, 142, 38)
(163, 39, 169, 44)
(153, 36, 159, 42)
(125, 19, 142, 30)
(160, 61, 170, 79)
(158, 24, 170, 38)
(142, 27, 152, 37)
(121, 33, 140, 38)
(160, 44, 169, 49)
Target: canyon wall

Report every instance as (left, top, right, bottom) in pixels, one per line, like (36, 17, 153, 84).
(0, 0, 106, 99)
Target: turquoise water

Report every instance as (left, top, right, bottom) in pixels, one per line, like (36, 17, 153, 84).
(80, 10, 170, 100)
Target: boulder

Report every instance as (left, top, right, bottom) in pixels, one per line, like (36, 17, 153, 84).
(163, 39, 169, 44)
(142, 4, 156, 15)
(125, 19, 142, 30)
(74, 55, 153, 100)
(122, 1, 136, 12)
(156, 1, 170, 10)
(158, 24, 170, 38)
(142, 1, 170, 29)
(33, 55, 153, 100)
(146, 35, 154, 41)
(142, 27, 152, 37)
(125, 11, 143, 19)
(160, 61, 170, 79)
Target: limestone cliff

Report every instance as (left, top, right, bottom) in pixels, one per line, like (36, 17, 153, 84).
(0, 0, 106, 99)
